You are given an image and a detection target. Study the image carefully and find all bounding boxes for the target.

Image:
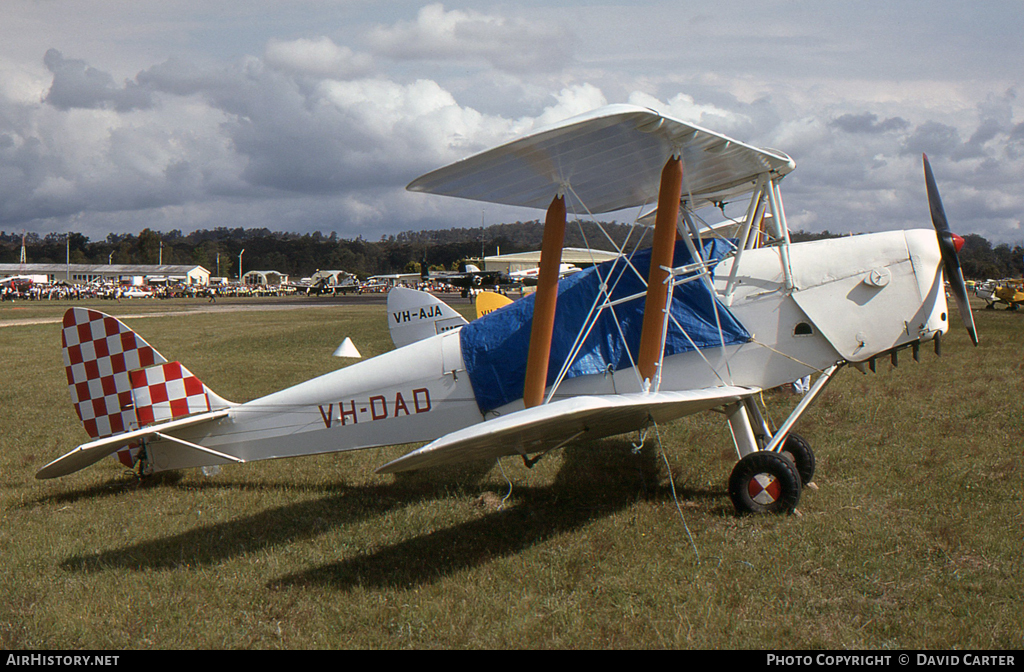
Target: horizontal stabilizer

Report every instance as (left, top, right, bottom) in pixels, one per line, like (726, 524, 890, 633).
(376, 386, 757, 473)
(35, 409, 230, 480)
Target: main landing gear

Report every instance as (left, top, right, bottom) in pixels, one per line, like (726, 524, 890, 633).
(728, 450, 802, 515)
(727, 433, 815, 515)
(723, 365, 839, 515)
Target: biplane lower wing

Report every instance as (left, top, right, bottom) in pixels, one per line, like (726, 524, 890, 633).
(35, 409, 231, 479)
(376, 385, 758, 473)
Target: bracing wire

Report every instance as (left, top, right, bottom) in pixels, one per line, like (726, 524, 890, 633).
(748, 336, 826, 373)
(542, 172, 757, 404)
(541, 185, 667, 400)
(649, 420, 700, 564)
(496, 458, 514, 509)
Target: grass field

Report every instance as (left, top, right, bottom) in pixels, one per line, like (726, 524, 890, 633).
(1, 297, 1021, 649)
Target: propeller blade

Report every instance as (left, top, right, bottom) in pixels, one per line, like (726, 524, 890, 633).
(923, 154, 978, 346)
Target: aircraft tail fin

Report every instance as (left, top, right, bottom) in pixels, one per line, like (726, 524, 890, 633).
(60, 308, 233, 468)
(128, 361, 232, 426)
(387, 287, 469, 348)
(475, 290, 513, 318)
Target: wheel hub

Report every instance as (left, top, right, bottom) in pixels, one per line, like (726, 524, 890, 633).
(748, 472, 781, 505)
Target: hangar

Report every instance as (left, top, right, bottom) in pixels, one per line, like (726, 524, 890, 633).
(0, 263, 211, 286)
(242, 270, 289, 286)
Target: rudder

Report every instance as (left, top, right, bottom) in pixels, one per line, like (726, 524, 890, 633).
(61, 308, 231, 468)
(62, 308, 166, 440)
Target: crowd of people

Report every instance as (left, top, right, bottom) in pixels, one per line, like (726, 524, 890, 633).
(0, 280, 218, 302)
(0, 279, 391, 302)
(1, 276, 517, 303)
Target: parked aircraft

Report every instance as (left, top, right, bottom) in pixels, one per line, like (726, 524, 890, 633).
(386, 287, 514, 349)
(509, 263, 582, 285)
(387, 286, 470, 348)
(975, 279, 1023, 310)
(419, 258, 509, 296)
(37, 105, 976, 515)
(307, 270, 358, 296)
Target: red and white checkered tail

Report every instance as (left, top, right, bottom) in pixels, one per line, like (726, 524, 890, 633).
(61, 308, 232, 467)
(129, 361, 228, 427)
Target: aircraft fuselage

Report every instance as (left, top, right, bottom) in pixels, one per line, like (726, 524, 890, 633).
(140, 229, 948, 474)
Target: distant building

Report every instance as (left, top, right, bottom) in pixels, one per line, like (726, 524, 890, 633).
(0, 263, 211, 286)
(242, 270, 289, 286)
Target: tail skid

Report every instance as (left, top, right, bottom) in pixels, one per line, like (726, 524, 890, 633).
(42, 308, 234, 478)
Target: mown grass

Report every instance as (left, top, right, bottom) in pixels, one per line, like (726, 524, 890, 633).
(0, 297, 1021, 649)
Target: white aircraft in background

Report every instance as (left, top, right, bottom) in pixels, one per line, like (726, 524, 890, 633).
(385, 286, 515, 350)
(509, 263, 582, 285)
(37, 105, 976, 515)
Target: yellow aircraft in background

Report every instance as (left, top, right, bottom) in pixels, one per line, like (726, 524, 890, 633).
(975, 278, 1024, 310)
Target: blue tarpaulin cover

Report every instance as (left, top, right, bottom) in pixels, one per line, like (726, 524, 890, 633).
(459, 239, 751, 414)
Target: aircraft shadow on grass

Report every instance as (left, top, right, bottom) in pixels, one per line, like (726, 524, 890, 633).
(59, 441, 724, 589)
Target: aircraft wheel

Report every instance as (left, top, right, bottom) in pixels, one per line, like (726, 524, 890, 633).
(728, 451, 802, 515)
(781, 433, 815, 486)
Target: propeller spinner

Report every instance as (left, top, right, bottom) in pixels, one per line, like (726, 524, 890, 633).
(923, 154, 978, 346)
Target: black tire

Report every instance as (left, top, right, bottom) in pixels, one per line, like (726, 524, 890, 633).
(781, 433, 815, 486)
(728, 451, 802, 515)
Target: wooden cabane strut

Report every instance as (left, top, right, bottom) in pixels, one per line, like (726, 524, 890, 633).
(522, 155, 684, 406)
(523, 194, 566, 408)
(637, 156, 683, 386)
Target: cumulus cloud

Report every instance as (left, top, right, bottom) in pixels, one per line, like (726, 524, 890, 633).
(264, 37, 374, 80)
(900, 121, 962, 159)
(2, 3, 1022, 245)
(529, 84, 608, 129)
(628, 91, 755, 137)
(830, 112, 910, 134)
(2, 40, 527, 237)
(366, 3, 573, 74)
(43, 49, 152, 112)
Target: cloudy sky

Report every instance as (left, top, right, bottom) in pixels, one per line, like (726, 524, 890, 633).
(2, 1, 1022, 244)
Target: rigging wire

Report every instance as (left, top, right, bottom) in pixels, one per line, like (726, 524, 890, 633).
(650, 420, 700, 564)
(541, 187, 664, 400)
(496, 458, 514, 509)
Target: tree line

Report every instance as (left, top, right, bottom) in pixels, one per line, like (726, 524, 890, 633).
(761, 230, 1022, 280)
(2, 225, 1021, 281)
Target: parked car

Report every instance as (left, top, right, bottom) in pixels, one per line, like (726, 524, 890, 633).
(122, 286, 155, 298)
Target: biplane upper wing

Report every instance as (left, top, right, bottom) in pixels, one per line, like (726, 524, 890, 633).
(376, 385, 757, 474)
(407, 104, 794, 212)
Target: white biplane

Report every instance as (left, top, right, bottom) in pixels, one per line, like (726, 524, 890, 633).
(37, 105, 977, 514)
